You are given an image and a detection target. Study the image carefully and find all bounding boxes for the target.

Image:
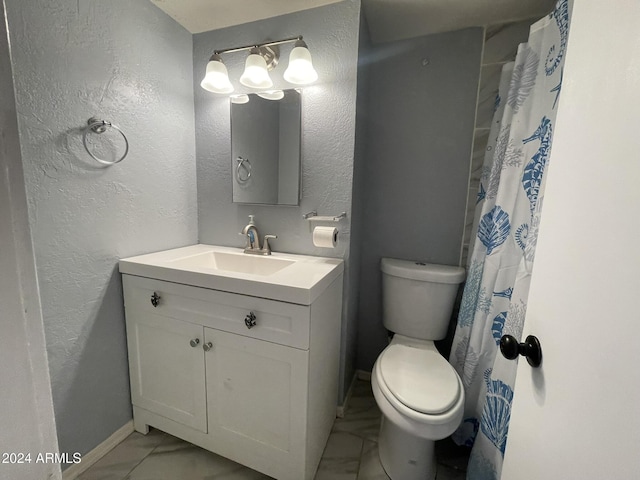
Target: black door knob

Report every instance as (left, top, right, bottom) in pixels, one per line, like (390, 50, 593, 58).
(500, 334, 542, 368)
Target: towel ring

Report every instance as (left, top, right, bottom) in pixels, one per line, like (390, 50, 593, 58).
(236, 156, 252, 183)
(82, 117, 129, 166)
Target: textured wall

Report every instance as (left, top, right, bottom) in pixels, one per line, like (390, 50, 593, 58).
(0, 4, 61, 478)
(355, 28, 483, 372)
(194, 1, 361, 399)
(5, 0, 197, 459)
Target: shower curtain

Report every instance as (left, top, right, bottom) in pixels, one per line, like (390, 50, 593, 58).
(450, 0, 571, 478)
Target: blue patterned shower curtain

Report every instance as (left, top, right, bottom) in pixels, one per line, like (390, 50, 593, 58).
(449, 0, 571, 478)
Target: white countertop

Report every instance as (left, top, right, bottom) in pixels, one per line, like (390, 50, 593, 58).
(119, 244, 344, 305)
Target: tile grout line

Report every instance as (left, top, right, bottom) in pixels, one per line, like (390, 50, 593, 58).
(354, 432, 367, 480)
(120, 432, 167, 480)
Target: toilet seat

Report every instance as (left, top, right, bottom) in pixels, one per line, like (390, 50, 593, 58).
(378, 344, 460, 415)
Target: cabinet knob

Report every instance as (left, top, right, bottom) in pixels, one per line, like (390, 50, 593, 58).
(150, 292, 161, 307)
(189, 338, 200, 348)
(244, 312, 257, 329)
(203, 342, 213, 352)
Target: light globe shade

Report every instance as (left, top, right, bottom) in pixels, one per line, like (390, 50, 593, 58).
(283, 44, 318, 85)
(239, 53, 273, 89)
(231, 94, 250, 104)
(200, 56, 234, 94)
(257, 90, 285, 101)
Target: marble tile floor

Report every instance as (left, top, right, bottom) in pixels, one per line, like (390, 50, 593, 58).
(78, 379, 469, 480)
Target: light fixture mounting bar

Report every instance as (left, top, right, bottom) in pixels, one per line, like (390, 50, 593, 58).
(214, 36, 303, 56)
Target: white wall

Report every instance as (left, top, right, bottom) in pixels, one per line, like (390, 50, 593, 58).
(503, 0, 640, 477)
(0, 3, 61, 478)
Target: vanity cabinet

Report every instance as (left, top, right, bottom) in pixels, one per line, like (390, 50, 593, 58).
(122, 271, 343, 480)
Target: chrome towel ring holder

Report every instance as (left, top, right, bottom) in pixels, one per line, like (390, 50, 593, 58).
(82, 117, 129, 166)
(236, 156, 252, 183)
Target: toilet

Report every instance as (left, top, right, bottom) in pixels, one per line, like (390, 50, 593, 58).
(371, 258, 466, 480)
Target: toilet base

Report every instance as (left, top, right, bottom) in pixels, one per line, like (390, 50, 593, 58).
(378, 416, 436, 480)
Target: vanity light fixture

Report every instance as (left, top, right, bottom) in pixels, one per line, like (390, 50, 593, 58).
(200, 36, 318, 94)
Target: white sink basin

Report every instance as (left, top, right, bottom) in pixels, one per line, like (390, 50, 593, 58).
(168, 251, 295, 276)
(119, 244, 344, 305)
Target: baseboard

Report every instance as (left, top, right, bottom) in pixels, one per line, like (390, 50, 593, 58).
(62, 420, 134, 480)
(356, 369, 371, 381)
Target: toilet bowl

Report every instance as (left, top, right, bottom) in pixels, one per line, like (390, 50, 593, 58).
(373, 259, 466, 480)
(372, 336, 464, 480)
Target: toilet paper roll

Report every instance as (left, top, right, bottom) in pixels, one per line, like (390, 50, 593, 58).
(313, 226, 338, 248)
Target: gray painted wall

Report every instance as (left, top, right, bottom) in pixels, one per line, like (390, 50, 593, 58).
(355, 28, 483, 371)
(193, 0, 361, 399)
(5, 0, 198, 459)
(348, 9, 372, 383)
(0, 4, 61, 478)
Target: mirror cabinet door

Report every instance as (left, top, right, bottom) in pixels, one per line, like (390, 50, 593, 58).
(231, 89, 301, 205)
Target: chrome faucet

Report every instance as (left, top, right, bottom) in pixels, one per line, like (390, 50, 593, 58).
(241, 215, 277, 255)
(242, 221, 260, 250)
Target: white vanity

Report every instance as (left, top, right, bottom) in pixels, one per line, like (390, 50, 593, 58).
(119, 244, 343, 480)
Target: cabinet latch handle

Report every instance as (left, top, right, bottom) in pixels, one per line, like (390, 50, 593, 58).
(203, 342, 213, 352)
(150, 292, 161, 307)
(244, 312, 257, 329)
(189, 338, 200, 348)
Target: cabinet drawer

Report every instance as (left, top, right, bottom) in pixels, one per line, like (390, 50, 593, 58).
(123, 275, 310, 349)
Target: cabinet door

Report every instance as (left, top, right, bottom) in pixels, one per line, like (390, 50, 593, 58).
(126, 310, 207, 433)
(204, 328, 309, 477)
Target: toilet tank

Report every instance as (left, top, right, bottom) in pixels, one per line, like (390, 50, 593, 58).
(381, 258, 466, 340)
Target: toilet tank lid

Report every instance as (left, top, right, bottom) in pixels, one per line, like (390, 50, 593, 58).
(381, 258, 466, 284)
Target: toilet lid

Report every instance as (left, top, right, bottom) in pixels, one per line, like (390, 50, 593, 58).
(379, 344, 460, 415)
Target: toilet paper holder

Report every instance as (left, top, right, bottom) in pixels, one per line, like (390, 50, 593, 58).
(303, 211, 347, 222)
